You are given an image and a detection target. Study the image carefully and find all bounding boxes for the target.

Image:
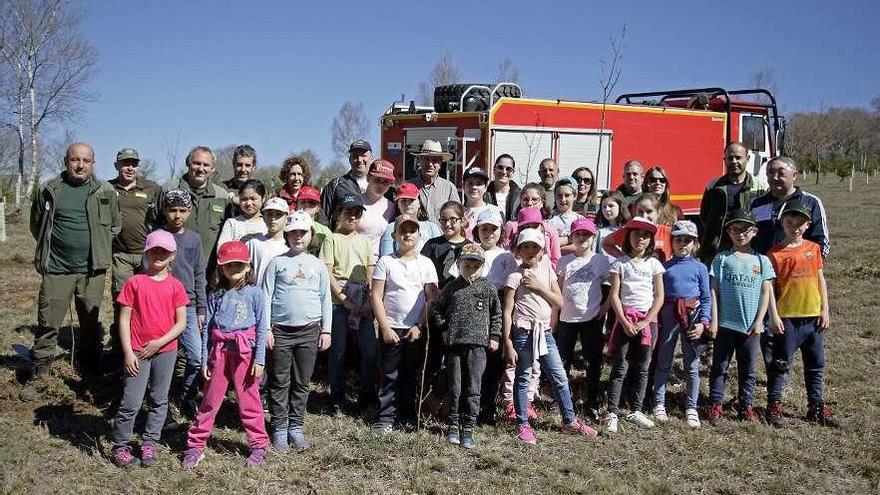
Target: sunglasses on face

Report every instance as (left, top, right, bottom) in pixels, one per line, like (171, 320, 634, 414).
(575, 176, 592, 185)
(648, 176, 667, 184)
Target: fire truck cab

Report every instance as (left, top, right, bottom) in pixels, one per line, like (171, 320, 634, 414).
(379, 85, 783, 215)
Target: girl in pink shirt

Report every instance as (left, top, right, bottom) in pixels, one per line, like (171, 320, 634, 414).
(110, 230, 189, 468)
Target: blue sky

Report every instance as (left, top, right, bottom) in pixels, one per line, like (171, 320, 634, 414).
(73, 0, 879, 180)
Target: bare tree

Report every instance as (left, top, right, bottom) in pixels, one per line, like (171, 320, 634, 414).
(331, 101, 368, 159)
(162, 131, 183, 187)
(417, 52, 461, 106)
(314, 158, 348, 189)
(212, 144, 237, 183)
(749, 68, 777, 103)
(0, 0, 98, 210)
(138, 158, 159, 183)
(595, 25, 626, 172)
(495, 58, 521, 84)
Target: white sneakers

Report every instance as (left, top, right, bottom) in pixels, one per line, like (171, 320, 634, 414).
(653, 405, 669, 423)
(605, 412, 619, 433)
(626, 411, 656, 428)
(685, 408, 701, 428)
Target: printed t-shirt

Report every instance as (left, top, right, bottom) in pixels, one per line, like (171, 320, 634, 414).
(373, 253, 438, 328)
(549, 211, 583, 238)
(557, 252, 612, 322)
(610, 255, 666, 312)
(768, 241, 823, 318)
(710, 250, 776, 333)
(117, 274, 190, 353)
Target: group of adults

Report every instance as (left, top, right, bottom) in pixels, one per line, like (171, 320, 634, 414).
(19, 137, 829, 401)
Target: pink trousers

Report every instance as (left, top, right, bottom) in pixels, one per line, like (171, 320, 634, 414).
(186, 341, 268, 450)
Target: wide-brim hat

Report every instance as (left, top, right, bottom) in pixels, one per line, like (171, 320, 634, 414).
(412, 140, 453, 160)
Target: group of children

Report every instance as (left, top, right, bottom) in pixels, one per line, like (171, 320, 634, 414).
(106, 169, 838, 469)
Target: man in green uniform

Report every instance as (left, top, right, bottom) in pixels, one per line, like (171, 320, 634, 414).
(108, 148, 161, 363)
(22, 142, 121, 401)
(174, 145, 229, 261)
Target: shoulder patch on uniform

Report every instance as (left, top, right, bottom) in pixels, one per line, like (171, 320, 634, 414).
(212, 204, 224, 213)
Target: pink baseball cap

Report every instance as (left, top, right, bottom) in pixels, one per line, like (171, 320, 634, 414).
(516, 206, 543, 226)
(570, 217, 597, 236)
(217, 241, 250, 265)
(144, 229, 177, 253)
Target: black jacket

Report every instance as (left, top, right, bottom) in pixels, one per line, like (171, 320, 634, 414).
(698, 172, 765, 264)
(431, 276, 502, 347)
(484, 180, 521, 221)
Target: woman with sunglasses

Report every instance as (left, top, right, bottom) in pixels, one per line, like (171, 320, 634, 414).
(486, 154, 522, 222)
(570, 166, 600, 217)
(642, 166, 684, 226)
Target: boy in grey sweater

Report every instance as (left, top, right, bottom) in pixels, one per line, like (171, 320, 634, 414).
(431, 244, 502, 448)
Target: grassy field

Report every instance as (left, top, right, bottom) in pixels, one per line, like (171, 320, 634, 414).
(1, 177, 879, 495)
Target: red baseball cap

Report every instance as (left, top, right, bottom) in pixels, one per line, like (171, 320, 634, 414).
(296, 185, 321, 204)
(369, 159, 395, 181)
(395, 182, 420, 200)
(217, 241, 250, 265)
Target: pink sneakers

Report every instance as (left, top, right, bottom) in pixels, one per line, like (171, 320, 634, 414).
(515, 423, 537, 445)
(562, 419, 599, 438)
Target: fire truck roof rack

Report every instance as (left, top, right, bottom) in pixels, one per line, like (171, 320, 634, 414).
(615, 87, 781, 144)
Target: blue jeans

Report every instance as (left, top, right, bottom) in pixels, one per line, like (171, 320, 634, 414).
(767, 317, 825, 405)
(652, 304, 708, 409)
(512, 329, 576, 425)
(709, 328, 760, 406)
(329, 305, 378, 404)
(178, 305, 202, 402)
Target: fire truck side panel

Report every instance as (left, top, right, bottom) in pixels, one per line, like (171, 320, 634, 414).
(489, 99, 728, 214)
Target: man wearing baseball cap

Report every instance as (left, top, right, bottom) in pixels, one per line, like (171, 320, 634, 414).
(320, 139, 374, 228)
(406, 139, 459, 225)
(108, 147, 163, 368)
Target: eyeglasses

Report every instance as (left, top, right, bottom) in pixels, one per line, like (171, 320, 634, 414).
(521, 197, 542, 205)
(648, 176, 667, 184)
(440, 217, 461, 224)
(494, 164, 514, 174)
(575, 176, 593, 185)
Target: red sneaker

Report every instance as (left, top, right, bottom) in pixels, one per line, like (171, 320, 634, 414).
(806, 403, 842, 428)
(503, 402, 516, 421)
(766, 402, 785, 429)
(562, 418, 599, 438)
(738, 405, 759, 422)
(708, 403, 723, 425)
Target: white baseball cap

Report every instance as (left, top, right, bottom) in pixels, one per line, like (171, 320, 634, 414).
(283, 210, 313, 232)
(262, 197, 289, 213)
(476, 207, 503, 228)
(516, 228, 545, 248)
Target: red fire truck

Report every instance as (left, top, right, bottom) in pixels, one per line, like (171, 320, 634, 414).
(379, 85, 783, 215)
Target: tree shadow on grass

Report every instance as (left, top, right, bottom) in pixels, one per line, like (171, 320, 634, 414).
(33, 403, 109, 456)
